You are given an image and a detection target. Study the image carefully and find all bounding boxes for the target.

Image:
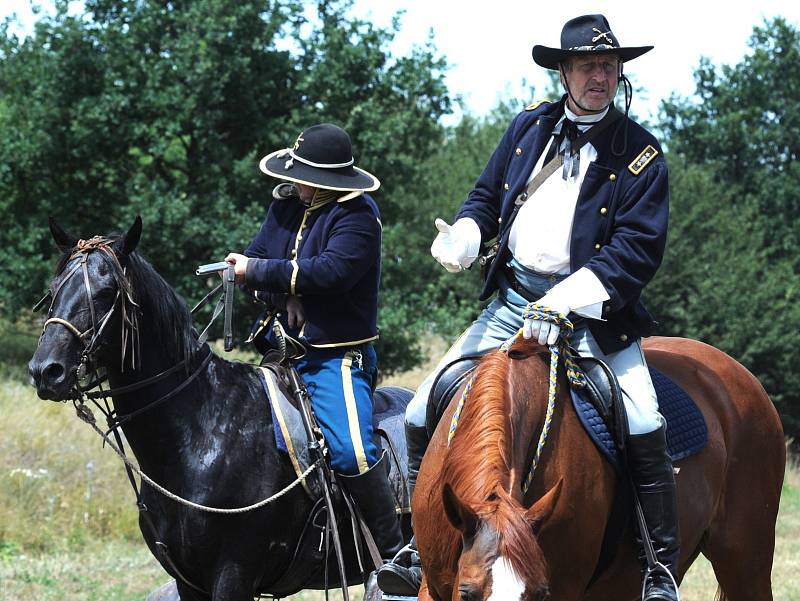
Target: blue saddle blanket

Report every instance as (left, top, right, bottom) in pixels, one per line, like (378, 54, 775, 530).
(570, 367, 708, 473)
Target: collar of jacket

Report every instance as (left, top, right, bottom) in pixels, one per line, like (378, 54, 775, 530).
(537, 95, 628, 164)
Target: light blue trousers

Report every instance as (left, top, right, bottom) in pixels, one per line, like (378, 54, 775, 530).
(406, 263, 663, 435)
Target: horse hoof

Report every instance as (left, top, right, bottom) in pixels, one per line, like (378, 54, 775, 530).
(146, 580, 181, 601)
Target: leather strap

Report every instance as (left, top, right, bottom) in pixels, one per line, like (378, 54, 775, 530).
(223, 265, 235, 351)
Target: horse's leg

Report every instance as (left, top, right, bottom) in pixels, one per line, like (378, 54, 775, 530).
(700, 495, 778, 601)
(699, 449, 782, 600)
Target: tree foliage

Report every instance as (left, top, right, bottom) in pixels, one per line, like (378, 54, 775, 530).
(2, 3, 799, 441)
(0, 0, 451, 375)
(650, 17, 800, 437)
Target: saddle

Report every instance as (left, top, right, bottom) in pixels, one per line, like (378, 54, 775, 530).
(422, 351, 631, 450)
(424, 351, 708, 469)
(424, 354, 487, 439)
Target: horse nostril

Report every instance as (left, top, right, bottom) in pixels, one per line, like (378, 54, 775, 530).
(41, 361, 66, 386)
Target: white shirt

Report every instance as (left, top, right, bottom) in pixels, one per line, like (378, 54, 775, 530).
(506, 105, 611, 317)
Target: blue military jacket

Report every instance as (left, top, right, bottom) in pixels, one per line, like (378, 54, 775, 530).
(244, 193, 382, 349)
(457, 97, 669, 353)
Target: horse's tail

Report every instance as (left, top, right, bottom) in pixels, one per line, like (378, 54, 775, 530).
(714, 586, 729, 601)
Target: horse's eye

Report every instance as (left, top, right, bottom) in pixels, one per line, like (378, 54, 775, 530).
(459, 586, 480, 601)
(95, 288, 116, 302)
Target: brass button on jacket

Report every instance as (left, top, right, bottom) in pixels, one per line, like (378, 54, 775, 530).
(504, 183, 510, 190)
(609, 173, 617, 182)
(600, 207, 608, 215)
(620, 334, 628, 342)
(594, 243, 601, 250)
(515, 148, 523, 156)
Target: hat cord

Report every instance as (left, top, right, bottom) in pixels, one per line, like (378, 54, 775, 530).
(276, 149, 354, 171)
(611, 68, 633, 157)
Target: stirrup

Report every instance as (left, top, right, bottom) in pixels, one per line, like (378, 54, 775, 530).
(641, 561, 681, 601)
(389, 542, 417, 563)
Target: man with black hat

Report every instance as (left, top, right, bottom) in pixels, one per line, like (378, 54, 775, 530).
(225, 123, 404, 573)
(378, 14, 679, 601)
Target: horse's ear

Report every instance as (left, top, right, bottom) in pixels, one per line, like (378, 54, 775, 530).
(443, 483, 479, 538)
(48, 217, 78, 252)
(525, 478, 564, 535)
(114, 215, 143, 256)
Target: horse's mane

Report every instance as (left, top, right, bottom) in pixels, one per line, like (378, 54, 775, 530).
(442, 345, 549, 587)
(124, 251, 202, 365)
(55, 240, 202, 366)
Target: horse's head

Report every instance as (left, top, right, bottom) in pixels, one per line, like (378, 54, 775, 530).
(442, 470, 563, 601)
(29, 217, 142, 400)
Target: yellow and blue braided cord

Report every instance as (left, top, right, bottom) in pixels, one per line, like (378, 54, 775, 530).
(446, 304, 586, 493)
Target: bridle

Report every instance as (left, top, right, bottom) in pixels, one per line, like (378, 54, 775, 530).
(40, 236, 141, 389)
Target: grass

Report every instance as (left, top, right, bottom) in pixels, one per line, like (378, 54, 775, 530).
(3, 332, 800, 600)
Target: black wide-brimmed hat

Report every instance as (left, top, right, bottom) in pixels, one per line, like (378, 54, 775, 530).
(532, 14, 653, 71)
(259, 123, 380, 192)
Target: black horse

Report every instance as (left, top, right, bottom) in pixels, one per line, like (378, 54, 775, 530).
(28, 217, 410, 601)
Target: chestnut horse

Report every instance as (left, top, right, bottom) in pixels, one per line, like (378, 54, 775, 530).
(413, 335, 785, 601)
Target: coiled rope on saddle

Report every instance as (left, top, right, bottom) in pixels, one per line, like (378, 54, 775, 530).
(447, 305, 586, 495)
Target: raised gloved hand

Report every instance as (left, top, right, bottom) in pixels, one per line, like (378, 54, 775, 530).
(430, 218, 480, 273)
(523, 292, 572, 346)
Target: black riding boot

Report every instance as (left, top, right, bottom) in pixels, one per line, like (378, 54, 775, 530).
(628, 426, 681, 601)
(376, 423, 428, 596)
(340, 450, 405, 562)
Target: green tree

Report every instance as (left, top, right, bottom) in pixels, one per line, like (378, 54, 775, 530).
(659, 16, 800, 260)
(0, 0, 451, 376)
(650, 17, 800, 437)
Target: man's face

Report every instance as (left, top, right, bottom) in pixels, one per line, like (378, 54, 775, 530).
(561, 54, 620, 114)
(296, 183, 316, 203)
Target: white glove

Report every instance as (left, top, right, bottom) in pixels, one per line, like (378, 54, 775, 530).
(523, 292, 572, 346)
(430, 218, 480, 273)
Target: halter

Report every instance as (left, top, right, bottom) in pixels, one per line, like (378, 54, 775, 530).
(37, 237, 212, 423)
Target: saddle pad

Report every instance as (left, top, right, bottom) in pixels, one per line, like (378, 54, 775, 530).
(258, 367, 319, 497)
(259, 367, 413, 507)
(570, 366, 708, 472)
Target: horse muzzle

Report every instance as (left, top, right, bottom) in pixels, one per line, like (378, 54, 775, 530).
(28, 354, 76, 401)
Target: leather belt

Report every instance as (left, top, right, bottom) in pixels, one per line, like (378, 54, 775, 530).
(502, 263, 559, 301)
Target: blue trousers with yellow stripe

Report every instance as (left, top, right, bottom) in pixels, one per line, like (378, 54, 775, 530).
(294, 344, 380, 475)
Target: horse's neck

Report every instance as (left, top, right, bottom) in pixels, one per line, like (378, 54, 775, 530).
(106, 326, 214, 468)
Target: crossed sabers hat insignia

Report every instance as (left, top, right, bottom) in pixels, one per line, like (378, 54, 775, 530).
(592, 28, 613, 45)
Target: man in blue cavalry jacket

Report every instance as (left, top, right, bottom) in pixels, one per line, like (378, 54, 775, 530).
(225, 123, 404, 569)
(378, 15, 679, 601)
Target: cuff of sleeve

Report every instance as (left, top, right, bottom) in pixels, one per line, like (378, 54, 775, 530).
(549, 267, 610, 319)
(452, 217, 482, 259)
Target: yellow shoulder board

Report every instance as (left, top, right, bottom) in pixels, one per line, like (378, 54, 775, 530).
(628, 145, 659, 175)
(524, 100, 548, 111)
